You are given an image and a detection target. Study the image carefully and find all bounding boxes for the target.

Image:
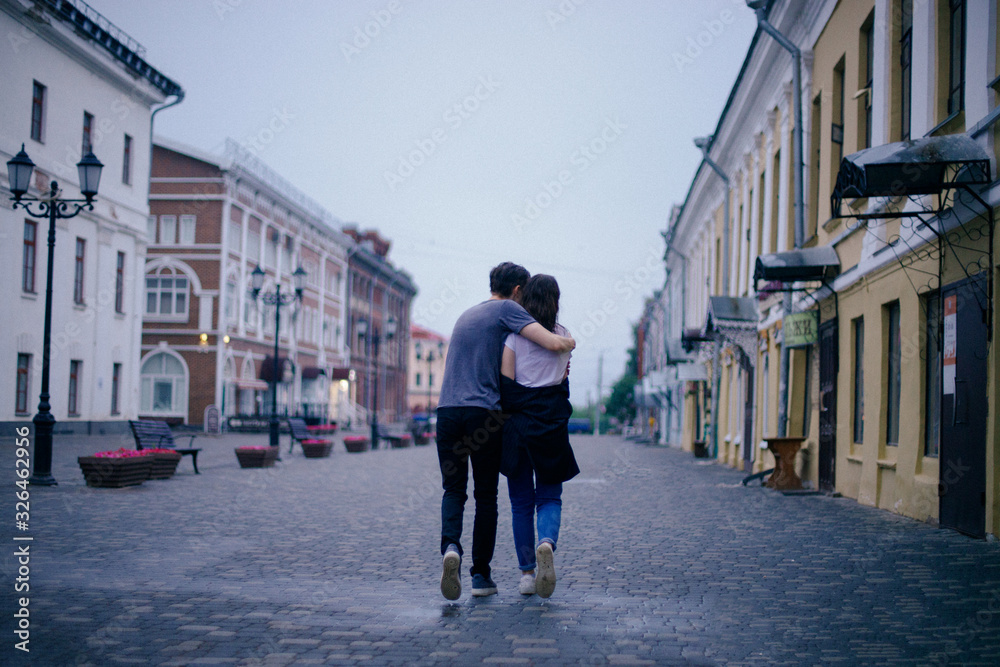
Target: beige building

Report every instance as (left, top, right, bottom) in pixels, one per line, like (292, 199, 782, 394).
(660, 0, 999, 538)
(408, 325, 448, 415)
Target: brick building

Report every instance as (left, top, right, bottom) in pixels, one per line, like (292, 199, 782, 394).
(145, 138, 353, 426)
(344, 227, 417, 427)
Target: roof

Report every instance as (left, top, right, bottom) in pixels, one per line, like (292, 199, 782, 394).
(410, 325, 447, 343)
(754, 246, 840, 286)
(706, 296, 757, 326)
(831, 134, 991, 217)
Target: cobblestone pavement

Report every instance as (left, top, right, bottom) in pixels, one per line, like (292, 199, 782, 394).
(2, 431, 1000, 665)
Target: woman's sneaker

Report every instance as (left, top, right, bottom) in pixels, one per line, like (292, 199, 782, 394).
(471, 573, 498, 597)
(535, 542, 556, 598)
(519, 573, 536, 595)
(441, 546, 461, 600)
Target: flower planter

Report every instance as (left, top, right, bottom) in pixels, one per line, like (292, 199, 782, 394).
(414, 432, 433, 446)
(145, 449, 182, 479)
(78, 455, 153, 488)
(300, 439, 334, 458)
(343, 436, 370, 453)
(388, 434, 413, 449)
(235, 446, 280, 468)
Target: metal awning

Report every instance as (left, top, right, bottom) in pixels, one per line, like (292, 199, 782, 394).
(831, 134, 991, 217)
(302, 366, 326, 380)
(704, 296, 757, 333)
(676, 363, 709, 382)
(260, 357, 295, 382)
(666, 338, 698, 364)
(754, 246, 840, 289)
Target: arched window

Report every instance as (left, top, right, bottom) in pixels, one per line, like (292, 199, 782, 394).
(140, 351, 187, 416)
(225, 277, 238, 326)
(145, 266, 189, 318)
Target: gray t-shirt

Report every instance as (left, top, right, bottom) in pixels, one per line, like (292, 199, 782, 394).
(438, 299, 536, 410)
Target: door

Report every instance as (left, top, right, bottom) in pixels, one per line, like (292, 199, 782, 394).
(818, 319, 838, 492)
(740, 354, 755, 472)
(939, 274, 988, 538)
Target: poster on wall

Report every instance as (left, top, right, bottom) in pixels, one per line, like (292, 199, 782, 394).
(783, 311, 818, 348)
(943, 295, 957, 395)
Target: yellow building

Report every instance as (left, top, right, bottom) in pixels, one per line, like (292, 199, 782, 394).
(663, 0, 998, 538)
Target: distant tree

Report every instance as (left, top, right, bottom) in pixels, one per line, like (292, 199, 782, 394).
(605, 371, 637, 423)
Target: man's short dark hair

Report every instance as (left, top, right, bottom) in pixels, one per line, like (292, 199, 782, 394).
(489, 262, 530, 298)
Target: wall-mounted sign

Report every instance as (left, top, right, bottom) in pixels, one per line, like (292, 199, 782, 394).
(943, 295, 957, 395)
(783, 311, 818, 348)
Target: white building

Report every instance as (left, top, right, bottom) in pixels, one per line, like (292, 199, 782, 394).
(1, 0, 183, 433)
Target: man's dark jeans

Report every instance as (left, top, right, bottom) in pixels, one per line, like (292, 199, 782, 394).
(436, 406, 505, 579)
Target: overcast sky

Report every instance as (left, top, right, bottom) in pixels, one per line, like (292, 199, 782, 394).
(87, 0, 757, 407)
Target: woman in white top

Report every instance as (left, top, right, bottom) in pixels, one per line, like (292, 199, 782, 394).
(500, 274, 579, 598)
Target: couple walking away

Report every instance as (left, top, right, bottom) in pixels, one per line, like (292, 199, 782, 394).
(435, 262, 579, 600)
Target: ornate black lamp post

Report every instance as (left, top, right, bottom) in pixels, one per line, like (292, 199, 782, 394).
(7, 144, 103, 486)
(356, 316, 396, 449)
(251, 264, 306, 449)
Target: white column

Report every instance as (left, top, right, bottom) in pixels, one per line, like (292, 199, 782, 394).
(910, 0, 936, 138)
(238, 205, 248, 337)
(729, 172, 742, 296)
(737, 161, 751, 296)
(777, 85, 792, 252)
(761, 114, 776, 257)
(964, 0, 991, 123)
(872, 0, 894, 146)
(747, 138, 762, 293)
(215, 193, 233, 413)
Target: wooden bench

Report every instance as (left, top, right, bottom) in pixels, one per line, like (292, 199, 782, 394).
(287, 417, 333, 455)
(128, 420, 202, 474)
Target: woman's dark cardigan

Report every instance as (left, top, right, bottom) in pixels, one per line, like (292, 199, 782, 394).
(499, 376, 580, 485)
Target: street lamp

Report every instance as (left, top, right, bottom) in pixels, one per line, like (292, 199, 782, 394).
(7, 144, 103, 486)
(415, 340, 444, 419)
(251, 264, 306, 449)
(357, 315, 396, 449)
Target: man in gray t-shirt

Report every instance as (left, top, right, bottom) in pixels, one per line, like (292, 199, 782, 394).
(437, 263, 575, 600)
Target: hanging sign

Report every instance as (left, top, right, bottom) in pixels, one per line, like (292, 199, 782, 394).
(943, 295, 957, 395)
(783, 311, 818, 348)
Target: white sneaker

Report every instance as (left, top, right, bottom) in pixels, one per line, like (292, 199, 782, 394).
(441, 547, 461, 600)
(519, 573, 536, 595)
(535, 542, 556, 598)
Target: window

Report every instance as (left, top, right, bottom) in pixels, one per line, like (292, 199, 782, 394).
(159, 215, 177, 245)
(924, 292, 941, 457)
(229, 221, 242, 253)
(140, 352, 186, 416)
(947, 0, 966, 115)
(429, 373, 434, 388)
(885, 302, 901, 446)
(225, 279, 238, 326)
(31, 81, 46, 143)
(146, 216, 157, 243)
(853, 317, 865, 444)
(23, 221, 37, 293)
(111, 362, 122, 415)
(832, 57, 845, 167)
(115, 251, 125, 313)
(860, 14, 874, 148)
(247, 229, 261, 262)
(808, 94, 822, 237)
(179, 215, 196, 244)
(73, 238, 85, 305)
(16, 354, 31, 415)
(82, 112, 94, 154)
(122, 134, 132, 185)
(899, 0, 913, 140)
(265, 230, 278, 267)
(68, 360, 81, 416)
(145, 267, 189, 318)
(282, 236, 294, 272)
(415, 372, 421, 387)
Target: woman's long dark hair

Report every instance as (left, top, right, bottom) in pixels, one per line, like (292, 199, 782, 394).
(518, 274, 560, 332)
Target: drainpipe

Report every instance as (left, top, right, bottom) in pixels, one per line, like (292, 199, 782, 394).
(147, 92, 185, 201)
(694, 135, 730, 457)
(748, 0, 805, 437)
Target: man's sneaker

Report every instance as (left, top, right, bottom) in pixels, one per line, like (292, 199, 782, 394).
(519, 572, 536, 595)
(441, 546, 461, 601)
(535, 542, 556, 598)
(471, 573, 498, 597)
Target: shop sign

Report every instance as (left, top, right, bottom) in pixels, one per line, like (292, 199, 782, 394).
(783, 311, 818, 348)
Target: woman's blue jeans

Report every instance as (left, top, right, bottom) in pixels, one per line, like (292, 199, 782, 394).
(507, 453, 562, 571)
